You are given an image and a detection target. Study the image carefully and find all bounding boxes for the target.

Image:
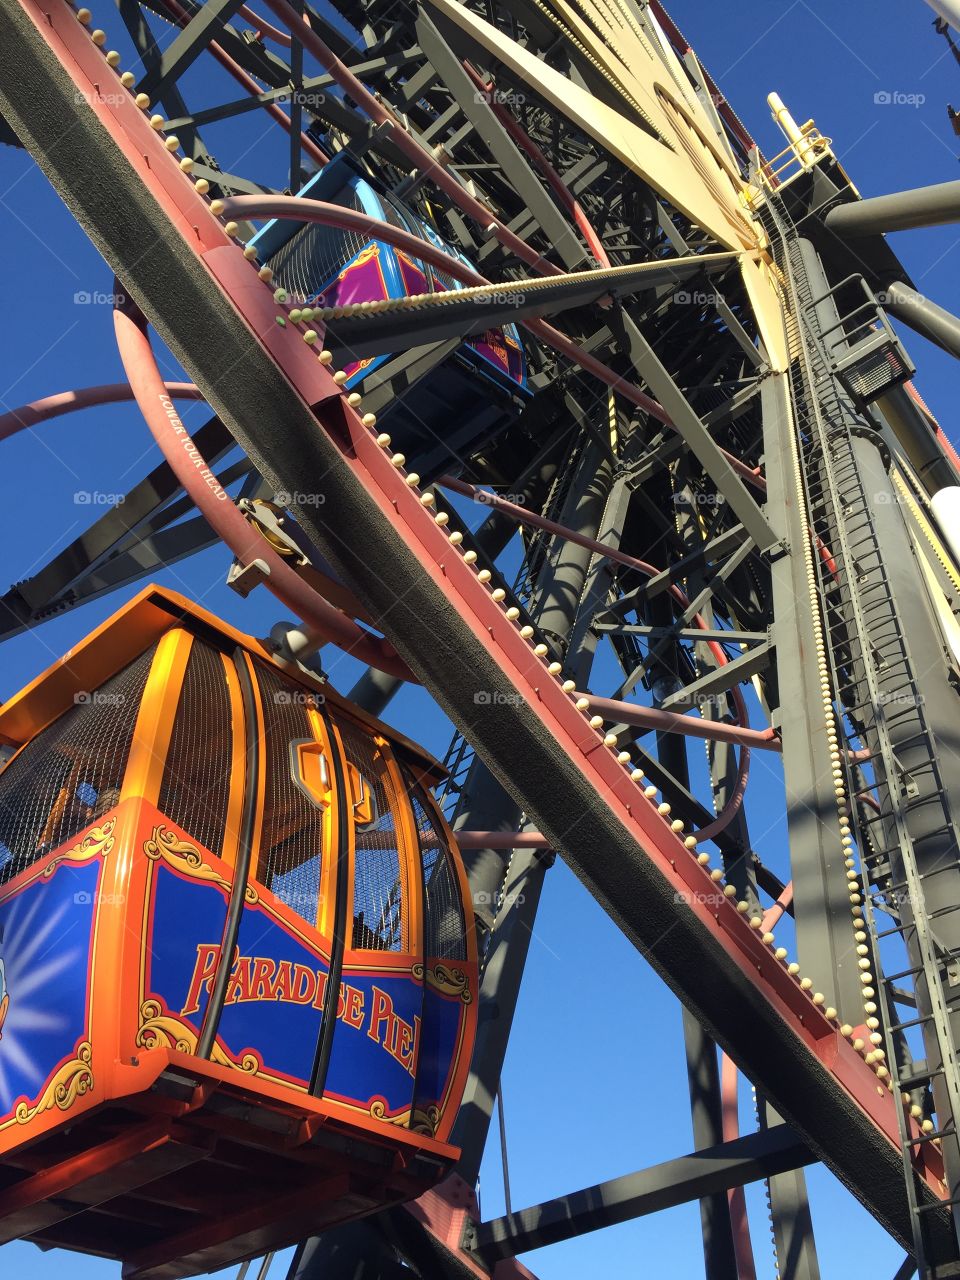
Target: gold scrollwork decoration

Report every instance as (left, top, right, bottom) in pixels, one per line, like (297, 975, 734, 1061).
(370, 1099, 414, 1128)
(411, 1105, 440, 1137)
(338, 243, 380, 279)
(425, 963, 472, 1004)
(137, 999, 260, 1073)
(137, 998, 196, 1055)
(43, 820, 116, 877)
(16, 1041, 93, 1123)
(144, 825, 258, 904)
(368, 1101, 440, 1136)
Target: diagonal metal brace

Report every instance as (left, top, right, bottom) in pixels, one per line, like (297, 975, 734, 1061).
(319, 255, 742, 360)
(466, 1125, 813, 1264)
(609, 305, 780, 551)
(662, 641, 773, 711)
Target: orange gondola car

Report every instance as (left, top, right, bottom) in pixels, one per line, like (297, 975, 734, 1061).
(0, 586, 478, 1277)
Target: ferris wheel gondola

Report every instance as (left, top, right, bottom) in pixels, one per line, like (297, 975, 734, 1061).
(0, 585, 477, 1279)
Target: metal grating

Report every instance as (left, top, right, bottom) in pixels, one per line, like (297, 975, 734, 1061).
(0, 646, 156, 884)
(253, 663, 326, 927)
(338, 717, 404, 951)
(410, 784, 466, 961)
(157, 638, 232, 857)
(811, 276, 915, 408)
(267, 182, 369, 302)
(841, 344, 912, 402)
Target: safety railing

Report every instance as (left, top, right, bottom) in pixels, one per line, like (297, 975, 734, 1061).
(744, 126, 833, 208)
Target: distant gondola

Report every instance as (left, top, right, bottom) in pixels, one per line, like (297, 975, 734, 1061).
(251, 153, 531, 476)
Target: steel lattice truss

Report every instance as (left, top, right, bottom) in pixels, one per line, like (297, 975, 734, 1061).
(3, 0, 960, 1275)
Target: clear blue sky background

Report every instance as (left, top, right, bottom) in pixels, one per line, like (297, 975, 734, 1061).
(1, 0, 959, 1276)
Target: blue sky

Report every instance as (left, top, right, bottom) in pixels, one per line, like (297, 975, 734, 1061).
(1, 0, 959, 1276)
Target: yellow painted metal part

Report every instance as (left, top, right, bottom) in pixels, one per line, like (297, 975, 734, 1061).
(913, 528, 960, 671)
(218, 649, 246, 870)
(893, 467, 960, 595)
(307, 703, 341, 939)
(123, 627, 194, 806)
(380, 737, 423, 958)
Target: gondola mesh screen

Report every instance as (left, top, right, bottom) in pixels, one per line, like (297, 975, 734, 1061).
(267, 182, 370, 302)
(338, 718, 404, 951)
(410, 785, 466, 961)
(0, 646, 156, 885)
(158, 639, 232, 858)
(253, 663, 326, 928)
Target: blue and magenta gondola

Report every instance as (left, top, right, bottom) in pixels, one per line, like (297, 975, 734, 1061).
(249, 156, 530, 474)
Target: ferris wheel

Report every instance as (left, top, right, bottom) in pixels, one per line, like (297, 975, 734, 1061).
(2, 0, 960, 1277)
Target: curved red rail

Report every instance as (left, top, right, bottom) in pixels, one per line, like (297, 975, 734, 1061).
(113, 300, 411, 680)
(0, 381, 202, 440)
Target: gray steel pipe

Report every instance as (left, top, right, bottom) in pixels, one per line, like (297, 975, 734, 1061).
(825, 180, 960, 237)
(874, 385, 957, 495)
(883, 281, 960, 362)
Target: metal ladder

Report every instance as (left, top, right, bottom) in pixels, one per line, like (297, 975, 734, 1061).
(761, 193, 960, 1274)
